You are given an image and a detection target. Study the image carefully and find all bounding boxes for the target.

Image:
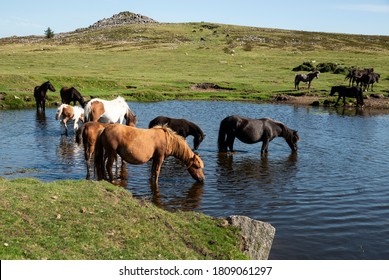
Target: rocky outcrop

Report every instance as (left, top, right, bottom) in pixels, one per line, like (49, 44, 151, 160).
(227, 215, 275, 260)
(87, 11, 158, 30)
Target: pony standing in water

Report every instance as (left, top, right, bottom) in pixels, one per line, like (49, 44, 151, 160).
(84, 96, 137, 125)
(94, 124, 205, 187)
(218, 115, 299, 155)
(76, 122, 111, 179)
(76, 111, 137, 180)
(34, 81, 56, 111)
(55, 104, 84, 136)
(148, 116, 206, 150)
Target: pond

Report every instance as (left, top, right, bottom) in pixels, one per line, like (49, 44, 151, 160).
(1, 101, 389, 260)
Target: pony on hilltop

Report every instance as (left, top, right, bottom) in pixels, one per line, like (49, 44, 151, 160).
(218, 115, 300, 155)
(34, 81, 56, 111)
(84, 96, 137, 126)
(294, 71, 320, 90)
(55, 104, 84, 136)
(148, 116, 206, 150)
(60, 86, 86, 107)
(94, 124, 205, 187)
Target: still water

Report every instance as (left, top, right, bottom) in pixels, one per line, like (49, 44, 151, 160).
(1, 101, 389, 260)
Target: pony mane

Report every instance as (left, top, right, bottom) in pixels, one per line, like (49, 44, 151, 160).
(152, 125, 193, 161)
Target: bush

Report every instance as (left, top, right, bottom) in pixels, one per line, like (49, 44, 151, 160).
(292, 61, 315, 72)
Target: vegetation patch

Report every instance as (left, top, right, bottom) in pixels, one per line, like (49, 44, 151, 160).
(0, 178, 248, 260)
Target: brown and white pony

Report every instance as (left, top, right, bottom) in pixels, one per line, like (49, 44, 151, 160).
(94, 124, 205, 187)
(55, 104, 84, 135)
(84, 96, 137, 125)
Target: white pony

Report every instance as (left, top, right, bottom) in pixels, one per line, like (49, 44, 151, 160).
(84, 96, 137, 126)
(55, 104, 85, 135)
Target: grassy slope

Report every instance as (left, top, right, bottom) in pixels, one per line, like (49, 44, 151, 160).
(0, 22, 388, 108)
(0, 178, 247, 260)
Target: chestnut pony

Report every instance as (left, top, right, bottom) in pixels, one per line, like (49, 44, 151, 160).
(75, 122, 111, 179)
(94, 124, 205, 186)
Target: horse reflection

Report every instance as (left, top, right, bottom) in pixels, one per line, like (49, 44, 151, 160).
(35, 110, 47, 128)
(216, 152, 298, 197)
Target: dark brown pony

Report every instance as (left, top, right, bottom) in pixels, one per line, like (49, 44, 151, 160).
(330, 86, 364, 106)
(60, 87, 86, 107)
(218, 115, 299, 155)
(34, 81, 56, 111)
(94, 124, 205, 187)
(148, 116, 206, 150)
(75, 122, 110, 179)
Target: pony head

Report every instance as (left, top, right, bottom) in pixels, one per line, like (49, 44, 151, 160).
(125, 108, 138, 127)
(187, 154, 205, 182)
(47, 81, 56, 92)
(287, 130, 300, 152)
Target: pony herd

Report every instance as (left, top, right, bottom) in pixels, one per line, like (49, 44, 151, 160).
(34, 81, 300, 188)
(294, 67, 382, 107)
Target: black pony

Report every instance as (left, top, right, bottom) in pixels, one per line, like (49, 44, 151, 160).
(218, 115, 299, 155)
(294, 71, 319, 90)
(148, 116, 206, 150)
(33, 81, 56, 111)
(60, 87, 86, 107)
(330, 86, 364, 106)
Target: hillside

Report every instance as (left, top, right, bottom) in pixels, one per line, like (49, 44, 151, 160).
(0, 11, 388, 109)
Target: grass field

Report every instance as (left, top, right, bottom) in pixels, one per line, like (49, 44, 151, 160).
(0, 178, 247, 260)
(1, 22, 388, 108)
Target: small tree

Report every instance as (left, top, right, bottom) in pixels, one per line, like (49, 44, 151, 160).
(44, 27, 54, 39)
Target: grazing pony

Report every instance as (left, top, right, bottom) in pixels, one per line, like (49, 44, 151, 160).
(330, 86, 364, 107)
(60, 87, 86, 107)
(75, 122, 110, 179)
(84, 96, 137, 126)
(33, 81, 56, 111)
(148, 116, 206, 150)
(218, 115, 299, 155)
(294, 71, 320, 90)
(94, 124, 205, 187)
(55, 104, 84, 135)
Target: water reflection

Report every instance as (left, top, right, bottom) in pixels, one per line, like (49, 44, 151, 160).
(216, 152, 298, 188)
(35, 111, 47, 128)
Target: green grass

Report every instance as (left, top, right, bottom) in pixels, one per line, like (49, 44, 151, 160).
(0, 22, 388, 108)
(0, 178, 247, 260)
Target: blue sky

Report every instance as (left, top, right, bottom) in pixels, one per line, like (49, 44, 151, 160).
(1, 0, 388, 38)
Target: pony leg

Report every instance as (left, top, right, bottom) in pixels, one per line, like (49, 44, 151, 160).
(261, 140, 270, 155)
(226, 134, 235, 152)
(85, 145, 91, 180)
(334, 96, 340, 107)
(120, 159, 127, 180)
(151, 157, 164, 187)
(105, 155, 115, 182)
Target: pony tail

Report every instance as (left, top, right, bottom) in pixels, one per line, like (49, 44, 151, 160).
(84, 101, 92, 122)
(94, 131, 105, 180)
(217, 119, 228, 152)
